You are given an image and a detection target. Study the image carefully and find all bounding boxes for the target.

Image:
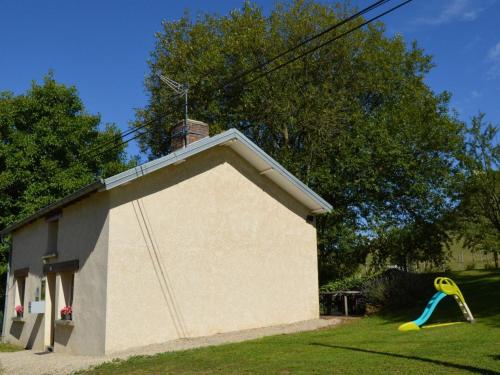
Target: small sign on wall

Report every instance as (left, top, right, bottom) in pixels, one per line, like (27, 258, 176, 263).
(28, 301, 45, 314)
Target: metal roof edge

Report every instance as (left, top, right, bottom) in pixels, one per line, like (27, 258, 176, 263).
(1, 128, 332, 236)
(0, 180, 104, 236)
(231, 130, 333, 213)
(104, 128, 332, 213)
(103, 130, 238, 190)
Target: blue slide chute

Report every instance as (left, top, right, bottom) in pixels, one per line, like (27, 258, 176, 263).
(412, 291, 447, 327)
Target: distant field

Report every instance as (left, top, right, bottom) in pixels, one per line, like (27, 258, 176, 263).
(446, 239, 496, 271)
(361, 239, 496, 274)
(81, 270, 500, 375)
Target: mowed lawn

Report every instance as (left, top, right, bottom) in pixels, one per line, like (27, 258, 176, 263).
(0, 343, 23, 352)
(83, 270, 500, 375)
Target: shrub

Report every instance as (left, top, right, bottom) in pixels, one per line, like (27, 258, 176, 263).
(362, 269, 435, 308)
(320, 269, 439, 312)
(320, 274, 374, 293)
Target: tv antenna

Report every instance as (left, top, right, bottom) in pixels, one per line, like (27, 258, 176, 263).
(159, 74, 189, 128)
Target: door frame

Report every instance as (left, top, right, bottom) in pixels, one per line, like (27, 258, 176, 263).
(43, 274, 56, 350)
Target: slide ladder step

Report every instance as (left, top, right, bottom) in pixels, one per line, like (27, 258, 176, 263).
(453, 295, 475, 322)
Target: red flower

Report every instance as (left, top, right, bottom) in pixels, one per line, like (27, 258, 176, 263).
(60, 306, 73, 316)
(15, 305, 24, 314)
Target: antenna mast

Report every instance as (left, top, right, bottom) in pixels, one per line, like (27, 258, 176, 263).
(159, 74, 189, 147)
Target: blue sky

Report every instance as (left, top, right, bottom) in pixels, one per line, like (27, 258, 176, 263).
(1, 0, 499, 158)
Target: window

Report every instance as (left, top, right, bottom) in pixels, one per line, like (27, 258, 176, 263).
(47, 218, 59, 254)
(14, 277, 26, 315)
(57, 272, 74, 320)
(40, 279, 46, 301)
(13, 268, 28, 316)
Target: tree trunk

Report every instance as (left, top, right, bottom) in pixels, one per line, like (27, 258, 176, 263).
(282, 126, 289, 148)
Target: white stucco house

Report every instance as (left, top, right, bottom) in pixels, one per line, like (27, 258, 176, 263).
(0, 119, 332, 355)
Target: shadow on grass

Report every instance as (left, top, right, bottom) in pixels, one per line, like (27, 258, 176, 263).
(310, 343, 500, 375)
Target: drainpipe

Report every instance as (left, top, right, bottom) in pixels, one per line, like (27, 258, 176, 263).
(1, 235, 11, 342)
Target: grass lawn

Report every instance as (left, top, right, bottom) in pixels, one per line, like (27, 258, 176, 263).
(83, 270, 500, 374)
(0, 343, 23, 352)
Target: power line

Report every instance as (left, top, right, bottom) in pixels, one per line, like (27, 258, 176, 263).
(79, 91, 180, 159)
(91, 130, 147, 161)
(222, 0, 392, 88)
(86, 0, 413, 160)
(80, 119, 153, 159)
(85, 0, 394, 158)
(243, 0, 413, 86)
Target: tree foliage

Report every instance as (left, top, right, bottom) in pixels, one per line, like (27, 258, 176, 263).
(0, 74, 130, 235)
(454, 113, 499, 267)
(369, 219, 452, 272)
(135, 0, 466, 280)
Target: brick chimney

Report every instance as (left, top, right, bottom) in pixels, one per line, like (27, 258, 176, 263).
(170, 119, 209, 152)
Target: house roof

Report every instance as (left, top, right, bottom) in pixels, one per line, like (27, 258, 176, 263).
(0, 128, 332, 236)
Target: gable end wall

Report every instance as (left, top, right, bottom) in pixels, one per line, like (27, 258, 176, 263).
(105, 146, 319, 353)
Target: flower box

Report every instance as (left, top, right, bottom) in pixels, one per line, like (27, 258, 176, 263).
(55, 319, 74, 327)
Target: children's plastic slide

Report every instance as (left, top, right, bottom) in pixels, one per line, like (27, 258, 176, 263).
(398, 277, 475, 331)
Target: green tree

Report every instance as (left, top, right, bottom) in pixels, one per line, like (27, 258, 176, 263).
(369, 219, 452, 272)
(135, 1, 465, 280)
(455, 113, 499, 267)
(0, 74, 131, 272)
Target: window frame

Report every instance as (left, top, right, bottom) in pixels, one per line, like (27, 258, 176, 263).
(57, 272, 75, 320)
(14, 276, 26, 315)
(13, 268, 29, 316)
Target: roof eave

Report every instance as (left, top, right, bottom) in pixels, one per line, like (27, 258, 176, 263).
(1, 128, 333, 236)
(0, 180, 104, 236)
(104, 129, 333, 214)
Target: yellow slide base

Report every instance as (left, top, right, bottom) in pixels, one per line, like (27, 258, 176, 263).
(398, 322, 420, 331)
(421, 322, 464, 329)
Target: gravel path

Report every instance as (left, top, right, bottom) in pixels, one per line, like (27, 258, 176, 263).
(0, 317, 344, 375)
